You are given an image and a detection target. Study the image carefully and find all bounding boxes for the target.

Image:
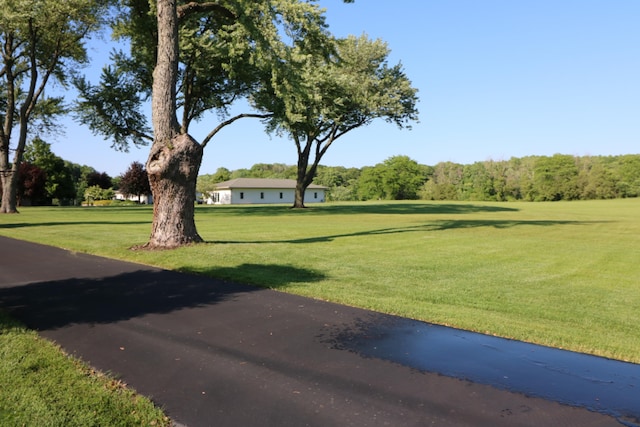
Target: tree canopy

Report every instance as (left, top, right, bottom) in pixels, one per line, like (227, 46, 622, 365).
(0, 0, 108, 212)
(252, 34, 419, 207)
(75, 0, 337, 247)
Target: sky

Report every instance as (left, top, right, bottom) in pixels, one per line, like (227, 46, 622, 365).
(48, 0, 640, 177)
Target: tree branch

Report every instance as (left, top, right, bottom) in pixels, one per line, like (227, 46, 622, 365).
(201, 113, 272, 148)
(122, 127, 154, 143)
(177, 2, 235, 20)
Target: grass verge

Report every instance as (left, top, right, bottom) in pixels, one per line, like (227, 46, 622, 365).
(0, 311, 170, 427)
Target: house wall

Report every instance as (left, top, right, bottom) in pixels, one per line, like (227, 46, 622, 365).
(114, 192, 153, 204)
(207, 188, 325, 205)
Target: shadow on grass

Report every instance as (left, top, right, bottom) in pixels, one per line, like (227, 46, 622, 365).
(197, 202, 519, 217)
(213, 219, 608, 244)
(179, 263, 326, 289)
(0, 264, 323, 331)
(0, 221, 151, 229)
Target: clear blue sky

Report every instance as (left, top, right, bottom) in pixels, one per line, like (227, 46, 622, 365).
(52, 0, 640, 177)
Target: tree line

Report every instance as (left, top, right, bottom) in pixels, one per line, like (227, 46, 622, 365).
(198, 153, 640, 202)
(4, 137, 152, 206)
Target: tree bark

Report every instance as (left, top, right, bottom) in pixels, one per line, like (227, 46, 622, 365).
(293, 139, 312, 208)
(293, 136, 323, 209)
(293, 176, 306, 208)
(1, 118, 30, 213)
(145, 133, 203, 248)
(0, 169, 19, 213)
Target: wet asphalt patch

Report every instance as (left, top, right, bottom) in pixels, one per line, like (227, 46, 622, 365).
(326, 316, 640, 425)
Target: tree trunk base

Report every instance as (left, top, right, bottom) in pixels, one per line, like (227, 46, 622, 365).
(144, 133, 204, 249)
(129, 239, 202, 251)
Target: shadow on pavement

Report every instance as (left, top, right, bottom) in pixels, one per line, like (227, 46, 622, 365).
(0, 266, 319, 331)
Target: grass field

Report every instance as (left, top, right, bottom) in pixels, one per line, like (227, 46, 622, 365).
(1, 199, 639, 364)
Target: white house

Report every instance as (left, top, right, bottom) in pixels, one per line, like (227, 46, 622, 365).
(206, 178, 327, 205)
(114, 191, 153, 204)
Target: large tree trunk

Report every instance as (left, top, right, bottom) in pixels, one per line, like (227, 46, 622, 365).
(293, 151, 309, 208)
(1, 119, 28, 214)
(0, 169, 19, 213)
(293, 137, 322, 209)
(142, 0, 203, 248)
(293, 179, 306, 208)
(145, 133, 203, 248)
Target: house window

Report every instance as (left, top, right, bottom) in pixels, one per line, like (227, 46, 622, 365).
(314, 192, 318, 199)
(260, 192, 264, 199)
(240, 192, 244, 200)
(279, 192, 283, 199)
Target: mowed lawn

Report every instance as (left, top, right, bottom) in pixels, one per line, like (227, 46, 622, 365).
(1, 199, 639, 363)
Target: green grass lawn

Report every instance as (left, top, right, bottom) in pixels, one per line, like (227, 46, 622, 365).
(0, 312, 170, 426)
(1, 199, 639, 365)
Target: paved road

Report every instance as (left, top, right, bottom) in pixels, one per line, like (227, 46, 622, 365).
(0, 236, 632, 426)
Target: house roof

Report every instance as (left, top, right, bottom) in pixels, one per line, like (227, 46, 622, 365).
(213, 178, 327, 190)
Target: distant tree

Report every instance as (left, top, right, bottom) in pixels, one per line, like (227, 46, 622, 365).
(211, 167, 232, 184)
(421, 162, 464, 200)
(533, 154, 579, 201)
(254, 34, 418, 208)
(615, 154, 640, 197)
(461, 162, 493, 201)
(355, 156, 425, 200)
(84, 185, 114, 205)
(576, 156, 617, 200)
(0, 0, 107, 213)
(315, 166, 360, 188)
(230, 168, 251, 179)
(16, 162, 47, 206)
(314, 166, 359, 201)
(111, 176, 122, 191)
(86, 171, 112, 189)
(380, 156, 426, 200)
(356, 165, 385, 200)
(248, 163, 297, 179)
(119, 161, 150, 203)
(23, 138, 76, 204)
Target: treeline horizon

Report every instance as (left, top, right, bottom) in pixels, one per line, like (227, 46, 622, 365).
(198, 153, 640, 202)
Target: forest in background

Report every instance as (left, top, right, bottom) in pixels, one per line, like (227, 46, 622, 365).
(198, 153, 640, 202)
(9, 139, 640, 205)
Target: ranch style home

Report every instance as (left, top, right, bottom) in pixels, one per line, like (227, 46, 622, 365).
(206, 178, 327, 205)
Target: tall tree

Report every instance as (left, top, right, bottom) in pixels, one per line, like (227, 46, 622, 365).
(76, 0, 333, 248)
(0, 0, 106, 213)
(355, 156, 425, 201)
(379, 155, 426, 200)
(253, 34, 419, 208)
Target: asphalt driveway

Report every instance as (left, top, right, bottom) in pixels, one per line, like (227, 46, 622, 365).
(0, 236, 634, 426)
